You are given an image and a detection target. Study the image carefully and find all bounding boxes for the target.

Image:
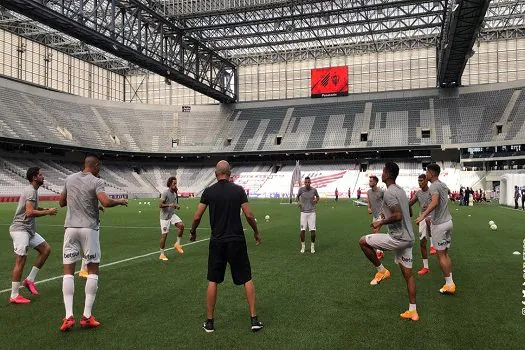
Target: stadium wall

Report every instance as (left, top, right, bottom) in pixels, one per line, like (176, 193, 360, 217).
(0, 28, 124, 101)
(125, 38, 525, 105)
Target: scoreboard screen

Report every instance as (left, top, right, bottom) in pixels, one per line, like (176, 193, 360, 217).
(311, 66, 348, 98)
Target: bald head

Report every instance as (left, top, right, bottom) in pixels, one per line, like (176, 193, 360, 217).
(215, 160, 231, 180)
(84, 155, 101, 176)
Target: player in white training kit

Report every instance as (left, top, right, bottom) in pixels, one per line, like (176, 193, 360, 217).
(409, 174, 436, 275)
(297, 177, 319, 254)
(359, 162, 419, 321)
(416, 163, 456, 295)
(59, 155, 128, 332)
(8, 167, 57, 304)
(159, 176, 185, 261)
(367, 175, 385, 260)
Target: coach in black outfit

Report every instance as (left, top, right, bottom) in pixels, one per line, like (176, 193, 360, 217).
(190, 160, 263, 333)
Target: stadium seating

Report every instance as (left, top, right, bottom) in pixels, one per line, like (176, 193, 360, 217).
(141, 164, 217, 196)
(1, 154, 519, 201)
(2, 77, 525, 154)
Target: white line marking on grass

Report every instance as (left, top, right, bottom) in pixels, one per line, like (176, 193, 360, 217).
(0, 223, 211, 230)
(499, 206, 525, 212)
(0, 237, 210, 294)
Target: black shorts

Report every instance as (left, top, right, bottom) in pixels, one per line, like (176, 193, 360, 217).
(207, 240, 252, 285)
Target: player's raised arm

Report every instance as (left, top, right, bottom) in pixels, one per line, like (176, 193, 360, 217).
(59, 185, 67, 207)
(417, 193, 438, 224)
(159, 191, 168, 208)
(25, 200, 57, 217)
(373, 198, 402, 232)
(97, 192, 128, 208)
(408, 194, 418, 217)
(313, 189, 320, 204)
(409, 194, 418, 207)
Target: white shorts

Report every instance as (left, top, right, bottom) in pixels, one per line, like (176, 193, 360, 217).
(160, 215, 183, 234)
(10, 231, 46, 256)
(300, 212, 316, 231)
(63, 228, 101, 264)
(365, 234, 413, 268)
(418, 218, 432, 241)
(431, 220, 453, 251)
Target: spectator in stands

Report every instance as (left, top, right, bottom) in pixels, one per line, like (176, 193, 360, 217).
(515, 185, 521, 209)
(521, 186, 525, 210)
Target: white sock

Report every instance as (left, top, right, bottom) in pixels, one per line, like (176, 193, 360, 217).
(409, 303, 417, 311)
(445, 275, 454, 285)
(83, 274, 99, 318)
(423, 259, 429, 269)
(62, 275, 75, 318)
(26, 266, 40, 282)
(301, 242, 305, 249)
(11, 282, 20, 299)
(176, 237, 181, 244)
(81, 259, 87, 271)
(376, 264, 385, 272)
(160, 249, 165, 255)
(311, 243, 315, 249)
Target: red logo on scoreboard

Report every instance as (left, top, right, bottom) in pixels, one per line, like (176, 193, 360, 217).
(311, 66, 348, 98)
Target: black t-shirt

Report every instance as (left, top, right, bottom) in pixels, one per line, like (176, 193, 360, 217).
(201, 179, 248, 242)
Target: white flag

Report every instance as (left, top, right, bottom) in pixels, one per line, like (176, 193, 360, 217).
(289, 160, 301, 203)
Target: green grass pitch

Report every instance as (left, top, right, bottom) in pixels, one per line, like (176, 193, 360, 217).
(0, 198, 523, 349)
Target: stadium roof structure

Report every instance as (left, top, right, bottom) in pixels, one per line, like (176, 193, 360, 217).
(0, 0, 525, 98)
(169, 0, 446, 65)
